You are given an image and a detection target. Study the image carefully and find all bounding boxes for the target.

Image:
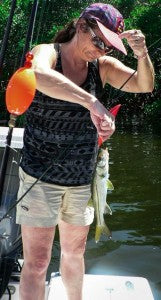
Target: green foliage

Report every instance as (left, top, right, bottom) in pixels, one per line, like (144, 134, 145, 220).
(109, 0, 161, 128)
(0, 0, 160, 130)
(144, 98, 161, 118)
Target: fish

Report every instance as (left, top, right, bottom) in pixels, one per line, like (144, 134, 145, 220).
(89, 104, 121, 242)
(89, 146, 114, 243)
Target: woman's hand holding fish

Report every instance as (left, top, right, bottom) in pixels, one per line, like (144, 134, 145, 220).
(90, 99, 115, 141)
(100, 116, 115, 141)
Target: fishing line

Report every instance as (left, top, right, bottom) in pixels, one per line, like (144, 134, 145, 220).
(0, 0, 39, 202)
(0, 9, 160, 298)
(1, 36, 159, 221)
(147, 37, 161, 50)
(107, 37, 161, 104)
(1, 29, 160, 223)
(6, 287, 11, 300)
(107, 49, 124, 103)
(0, 127, 94, 223)
(2, 144, 19, 204)
(3, 155, 15, 205)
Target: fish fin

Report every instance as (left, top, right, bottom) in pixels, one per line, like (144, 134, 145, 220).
(87, 197, 94, 207)
(104, 203, 112, 215)
(95, 224, 112, 243)
(107, 179, 114, 190)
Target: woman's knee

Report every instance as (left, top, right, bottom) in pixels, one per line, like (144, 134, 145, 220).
(24, 250, 51, 275)
(61, 235, 87, 258)
(59, 222, 89, 256)
(21, 226, 55, 274)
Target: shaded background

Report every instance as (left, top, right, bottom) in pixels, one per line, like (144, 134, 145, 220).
(47, 129, 161, 300)
(0, 0, 161, 128)
(0, 1, 161, 299)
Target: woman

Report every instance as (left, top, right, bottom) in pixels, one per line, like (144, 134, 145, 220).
(16, 3, 154, 300)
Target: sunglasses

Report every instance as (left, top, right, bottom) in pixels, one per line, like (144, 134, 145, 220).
(88, 27, 113, 54)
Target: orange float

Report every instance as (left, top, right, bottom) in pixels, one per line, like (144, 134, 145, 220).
(6, 52, 36, 116)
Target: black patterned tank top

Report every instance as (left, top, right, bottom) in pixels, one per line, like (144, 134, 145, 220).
(20, 44, 104, 185)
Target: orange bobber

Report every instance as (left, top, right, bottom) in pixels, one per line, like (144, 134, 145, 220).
(6, 52, 36, 116)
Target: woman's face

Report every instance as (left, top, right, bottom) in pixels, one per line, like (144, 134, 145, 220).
(76, 21, 113, 61)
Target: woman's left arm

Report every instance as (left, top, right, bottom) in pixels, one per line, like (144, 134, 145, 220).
(100, 29, 155, 93)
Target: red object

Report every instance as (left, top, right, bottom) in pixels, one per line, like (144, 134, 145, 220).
(24, 52, 34, 68)
(109, 104, 121, 117)
(98, 136, 103, 147)
(98, 104, 121, 147)
(6, 52, 36, 116)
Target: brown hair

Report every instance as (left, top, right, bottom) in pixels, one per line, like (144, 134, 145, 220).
(53, 19, 78, 43)
(53, 18, 98, 43)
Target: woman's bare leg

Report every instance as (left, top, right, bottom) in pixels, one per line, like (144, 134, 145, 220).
(20, 225, 55, 300)
(59, 220, 89, 300)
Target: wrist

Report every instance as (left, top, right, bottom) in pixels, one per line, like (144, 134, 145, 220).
(88, 96, 98, 111)
(134, 48, 148, 60)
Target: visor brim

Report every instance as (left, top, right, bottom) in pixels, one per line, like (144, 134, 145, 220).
(96, 20, 127, 55)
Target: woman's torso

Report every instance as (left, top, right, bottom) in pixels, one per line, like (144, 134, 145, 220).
(20, 43, 104, 186)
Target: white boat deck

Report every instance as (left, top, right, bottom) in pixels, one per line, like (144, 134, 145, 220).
(1, 281, 49, 300)
(0, 128, 155, 299)
(47, 274, 154, 300)
(2, 274, 154, 300)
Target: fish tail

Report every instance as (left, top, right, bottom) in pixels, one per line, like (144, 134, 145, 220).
(95, 224, 112, 243)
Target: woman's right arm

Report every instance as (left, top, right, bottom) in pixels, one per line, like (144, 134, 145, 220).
(31, 44, 115, 141)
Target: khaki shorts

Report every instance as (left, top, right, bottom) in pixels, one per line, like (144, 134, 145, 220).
(16, 167, 94, 227)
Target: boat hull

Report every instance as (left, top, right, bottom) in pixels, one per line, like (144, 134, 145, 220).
(1, 273, 154, 300)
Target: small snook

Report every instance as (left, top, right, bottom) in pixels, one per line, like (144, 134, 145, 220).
(89, 147, 113, 243)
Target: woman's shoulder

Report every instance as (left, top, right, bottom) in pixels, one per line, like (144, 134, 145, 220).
(98, 55, 123, 86)
(99, 55, 119, 67)
(31, 43, 56, 55)
(31, 43, 57, 69)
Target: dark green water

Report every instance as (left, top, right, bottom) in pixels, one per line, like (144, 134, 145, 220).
(49, 131, 161, 300)
(86, 131, 161, 300)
